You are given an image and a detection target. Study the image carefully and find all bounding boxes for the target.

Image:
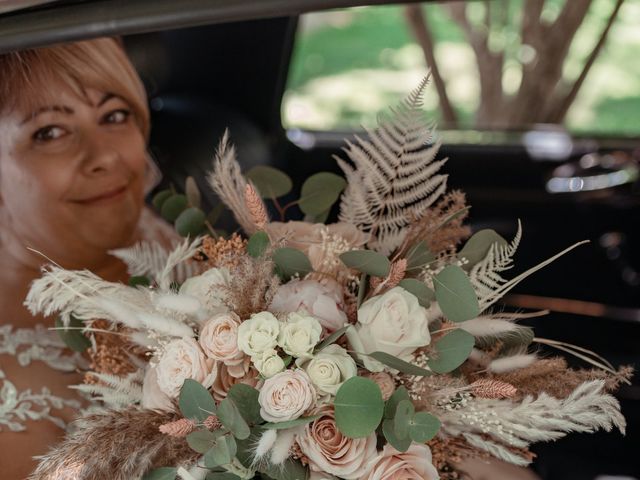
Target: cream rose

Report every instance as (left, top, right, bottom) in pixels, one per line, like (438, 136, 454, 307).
(363, 444, 439, 480)
(253, 349, 286, 378)
(199, 312, 245, 376)
(141, 366, 174, 412)
(278, 312, 322, 359)
(300, 344, 357, 396)
(179, 267, 231, 315)
(269, 278, 348, 332)
(155, 338, 216, 398)
(356, 287, 430, 367)
(258, 369, 316, 422)
(297, 405, 377, 479)
(237, 312, 280, 357)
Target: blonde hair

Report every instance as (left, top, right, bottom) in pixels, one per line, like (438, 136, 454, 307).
(0, 37, 150, 139)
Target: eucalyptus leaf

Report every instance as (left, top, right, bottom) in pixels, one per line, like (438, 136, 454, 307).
(175, 207, 206, 237)
(340, 250, 390, 277)
(408, 412, 441, 442)
(207, 203, 225, 226)
(315, 325, 350, 352)
(273, 247, 313, 279)
(393, 399, 415, 439)
(247, 231, 270, 258)
(206, 473, 242, 480)
(204, 435, 236, 468)
(305, 208, 331, 224)
(433, 265, 480, 322)
(398, 278, 435, 307)
(459, 229, 508, 271)
(227, 384, 262, 424)
(299, 172, 347, 216)
(246, 166, 293, 199)
(128, 275, 150, 287)
(152, 189, 173, 210)
(185, 176, 202, 209)
(160, 194, 188, 222)
(406, 241, 435, 271)
(427, 329, 475, 374)
(334, 377, 384, 438)
(186, 429, 218, 453)
(384, 386, 411, 419)
(142, 467, 177, 480)
(259, 458, 309, 480)
(218, 398, 250, 440)
(55, 316, 90, 352)
(382, 418, 412, 452)
(179, 379, 217, 421)
(262, 415, 322, 430)
(367, 351, 432, 377)
(357, 272, 368, 308)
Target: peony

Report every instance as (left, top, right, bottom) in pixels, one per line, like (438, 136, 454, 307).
(199, 312, 245, 376)
(269, 278, 348, 332)
(355, 287, 430, 370)
(362, 444, 439, 480)
(258, 369, 316, 422)
(252, 349, 286, 378)
(237, 312, 280, 357)
(300, 344, 357, 396)
(364, 372, 396, 401)
(297, 405, 377, 479)
(141, 366, 174, 412)
(155, 338, 216, 398)
(179, 267, 231, 316)
(212, 360, 262, 402)
(278, 312, 322, 359)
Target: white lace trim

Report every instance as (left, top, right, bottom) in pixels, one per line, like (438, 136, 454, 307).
(0, 324, 87, 432)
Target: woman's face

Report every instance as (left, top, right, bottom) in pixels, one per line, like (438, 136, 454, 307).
(0, 84, 146, 268)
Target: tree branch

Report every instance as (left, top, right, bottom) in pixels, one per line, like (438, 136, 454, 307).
(404, 4, 458, 126)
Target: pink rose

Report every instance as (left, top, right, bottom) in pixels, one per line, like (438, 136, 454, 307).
(363, 444, 439, 480)
(199, 312, 246, 375)
(258, 370, 316, 423)
(364, 372, 396, 401)
(269, 278, 348, 333)
(297, 405, 377, 480)
(212, 359, 262, 402)
(155, 338, 216, 398)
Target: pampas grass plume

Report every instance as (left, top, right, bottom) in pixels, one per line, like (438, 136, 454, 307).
(153, 292, 202, 315)
(254, 429, 277, 461)
(459, 318, 518, 337)
(270, 429, 297, 465)
(489, 354, 537, 373)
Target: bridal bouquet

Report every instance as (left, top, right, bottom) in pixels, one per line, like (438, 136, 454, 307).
(27, 79, 631, 480)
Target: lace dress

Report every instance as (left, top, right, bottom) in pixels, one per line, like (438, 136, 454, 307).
(0, 324, 87, 432)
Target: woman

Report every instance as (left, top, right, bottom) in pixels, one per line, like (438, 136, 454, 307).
(0, 38, 175, 478)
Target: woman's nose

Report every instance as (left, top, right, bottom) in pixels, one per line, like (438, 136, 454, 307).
(81, 133, 122, 176)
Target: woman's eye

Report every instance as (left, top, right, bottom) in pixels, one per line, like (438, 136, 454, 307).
(103, 109, 131, 124)
(32, 126, 67, 143)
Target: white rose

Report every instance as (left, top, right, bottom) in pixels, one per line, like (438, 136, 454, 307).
(199, 312, 245, 374)
(141, 366, 174, 412)
(269, 278, 348, 332)
(355, 287, 430, 367)
(155, 338, 216, 398)
(300, 344, 357, 396)
(253, 349, 286, 378)
(179, 267, 231, 315)
(278, 312, 322, 359)
(237, 312, 280, 357)
(258, 369, 316, 422)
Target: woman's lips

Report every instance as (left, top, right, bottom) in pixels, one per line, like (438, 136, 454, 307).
(72, 185, 128, 205)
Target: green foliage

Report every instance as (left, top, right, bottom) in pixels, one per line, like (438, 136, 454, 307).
(207, 203, 225, 226)
(262, 415, 322, 430)
(142, 467, 177, 480)
(433, 265, 480, 322)
(340, 249, 391, 277)
(367, 351, 432, 376)
(314, 325, 350, 352)
(405, 241, 435, 272)
(218, 398, 250, 440)
(409, 411, 441, 442)
(398, 278, 434, 307)
(226, 384, 262, 425)
(160, 194, 188, 222)
(204, 435, 237, 468)
(382, 390, 441, 450)
(384, 386, 411, 419)
(128, 275, 151, 287)
(179, 379, 217, 421)
(247, 231, 270, 258)
(393, 400, 414, 439)
(260, 458, 309, 480)
(334, 377, 384, 438)
(206, 473, 241, 480)
(382, 418, 412, 452)
(175, 207, 206, 237)
(427, 329, 475, 374)
(299, 172, 347, 216)
(187, 429, 221, 453)
(273, 247, 313, 279)
(459, 229, 508, 271)
(55, 315, 91, 352)
(246, 166, 293, 199)
(185, 176, 202, 209)
(152, 189, 173, 210)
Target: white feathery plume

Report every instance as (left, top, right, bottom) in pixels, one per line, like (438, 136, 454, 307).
(488, 353, 537, 373)
(462, 433, 531, 466)
(136, 312, 194, 338)
(152, 292, 202, 316)
(253, 429, 278, 462)
(71, 371, 144, 407)
(336, 76, 448, 255)
(270, 429, 297, 465)
(206, 130, 258, 235)
(458, 318, 520, 337)
(157, 237, 203, 291)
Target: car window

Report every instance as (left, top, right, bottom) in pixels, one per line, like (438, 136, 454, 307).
(283, 1, 640, 137)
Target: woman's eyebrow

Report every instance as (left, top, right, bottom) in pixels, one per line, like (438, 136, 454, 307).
(21, 105, 74, 125)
